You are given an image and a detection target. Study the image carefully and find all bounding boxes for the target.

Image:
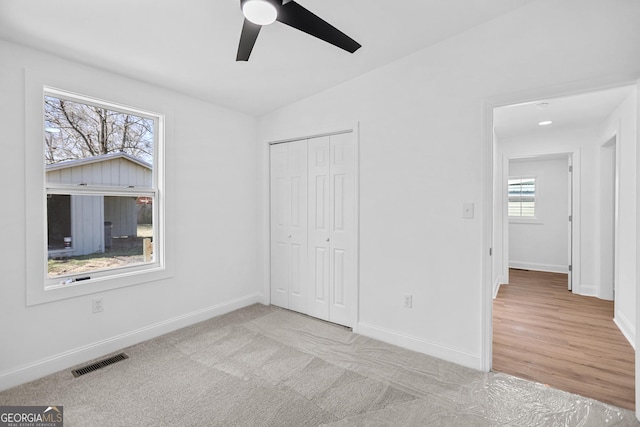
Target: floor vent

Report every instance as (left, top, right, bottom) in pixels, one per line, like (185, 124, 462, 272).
(72, 353, 129, 378)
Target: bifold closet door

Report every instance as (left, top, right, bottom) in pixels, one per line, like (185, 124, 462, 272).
(308, 133, 356, 327)
(270, 140, 308, 314)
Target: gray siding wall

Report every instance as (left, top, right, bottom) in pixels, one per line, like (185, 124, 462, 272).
(47, 157, 151, 186)
(47, 157, 149, 256)
(104, 196, 137, 237)
(71, 195, 104, 256)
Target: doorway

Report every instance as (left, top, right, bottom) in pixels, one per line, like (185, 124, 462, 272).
(488, 85, 636, 409)
(505, 154, 572, 288)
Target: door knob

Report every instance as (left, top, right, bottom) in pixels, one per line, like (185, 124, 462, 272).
(326, 238, 330, 242)
(288, 234, 292, 238)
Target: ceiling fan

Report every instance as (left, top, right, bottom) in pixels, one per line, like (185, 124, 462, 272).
(236, 0, 362, 61)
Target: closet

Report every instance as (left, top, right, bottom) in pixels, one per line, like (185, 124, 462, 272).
(269, 132, 357, 327)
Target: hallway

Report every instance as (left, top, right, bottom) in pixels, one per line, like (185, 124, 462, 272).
(493, 269, 635, 410)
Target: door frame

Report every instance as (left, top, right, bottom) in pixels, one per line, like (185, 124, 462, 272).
(599, 136, 618, 302)
(499, 152, 578, 292)
(262, 122, 361, 331)
(480, 78, 637, 376)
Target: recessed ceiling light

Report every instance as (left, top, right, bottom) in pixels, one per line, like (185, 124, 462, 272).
(538, 120, 553, 126)
(536, 102, 550, 110)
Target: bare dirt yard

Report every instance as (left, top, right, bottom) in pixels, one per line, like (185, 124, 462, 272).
(48, 225, 152, 277)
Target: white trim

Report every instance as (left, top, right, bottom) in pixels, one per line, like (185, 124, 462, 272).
(26, 71, 175, 306)
(268, 128, 354, 145)
(614, 310, 636, 350)
(0, 293, 264, 393)
(45, 86, 160, 122)
(493, 275, 505, 299)
(578, 284, 598, 297)
(481, 100, 494, 372)
(46, 186, 156, 196)
(357, 322, 481, 370)
(508, 261, 568, 274)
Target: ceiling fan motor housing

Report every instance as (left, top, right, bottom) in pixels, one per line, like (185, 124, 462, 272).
(236, 0, 361, 61)
(240, 0, 282, 11)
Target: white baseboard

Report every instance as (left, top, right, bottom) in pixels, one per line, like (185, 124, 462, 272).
(493, 275, 505, 299)
(509, 261, 567, 274)
(577, 284, 597, 297)
(357, 322, 481, 371)
(614, 310, 636, 350)
(0, 293, 264, 392)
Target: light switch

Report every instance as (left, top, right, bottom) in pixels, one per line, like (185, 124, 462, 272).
(463, 202, 474, 219)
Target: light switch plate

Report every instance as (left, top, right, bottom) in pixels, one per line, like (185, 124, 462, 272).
(463, 202, 474, 219)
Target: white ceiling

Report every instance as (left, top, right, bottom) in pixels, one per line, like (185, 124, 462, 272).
(494, 85, 635, 140)
(0, 0, 535, 116)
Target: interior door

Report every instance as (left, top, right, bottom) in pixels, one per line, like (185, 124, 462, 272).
(269, 140, 308, 312)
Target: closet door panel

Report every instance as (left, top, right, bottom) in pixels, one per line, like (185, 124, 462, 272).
(270, 143, 290, 308)
(307, 136, 331, 320)
(328, 132, 356, 327)
(286, 140, 308, 313)
(270, 133, 356, 328)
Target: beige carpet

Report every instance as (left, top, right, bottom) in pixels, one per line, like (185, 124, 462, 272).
(1, 304, 637, 426)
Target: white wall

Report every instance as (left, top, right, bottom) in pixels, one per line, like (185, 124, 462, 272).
(259, 0, 640, 369)
(508, 157, 569, 273)
(0, 40, 261, 389)
(599, 89, 638, 347)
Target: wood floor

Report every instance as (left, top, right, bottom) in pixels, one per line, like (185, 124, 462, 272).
(493, 269, 635, 411)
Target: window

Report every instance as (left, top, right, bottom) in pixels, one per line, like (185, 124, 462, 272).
(43, 88, 163, 289)
(508, 177, 536, 218)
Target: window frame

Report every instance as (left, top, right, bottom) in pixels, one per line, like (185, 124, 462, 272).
(26, 78, 170, 306)
(507, 175, 542, 224)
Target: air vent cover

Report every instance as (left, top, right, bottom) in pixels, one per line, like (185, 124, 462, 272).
(72, 353, 129, 377)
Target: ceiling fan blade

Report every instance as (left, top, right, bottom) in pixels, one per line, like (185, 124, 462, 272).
(276, 1, 361, 54)
(236, 18, 262, 61)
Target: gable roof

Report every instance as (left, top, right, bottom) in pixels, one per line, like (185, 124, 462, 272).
(46, 152, 151, 172)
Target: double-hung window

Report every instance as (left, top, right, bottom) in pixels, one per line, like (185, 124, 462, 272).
(43, 88, 163, 289)
(508, 177, 537, 218)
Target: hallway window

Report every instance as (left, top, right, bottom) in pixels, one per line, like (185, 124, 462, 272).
(508, 177, 536, 217)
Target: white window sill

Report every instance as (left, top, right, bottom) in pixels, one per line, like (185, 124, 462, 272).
(29, 265, 172, 306)
(509, 217, 544, 225)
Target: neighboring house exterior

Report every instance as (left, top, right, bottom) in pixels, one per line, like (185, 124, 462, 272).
(46, 152, 152, 258)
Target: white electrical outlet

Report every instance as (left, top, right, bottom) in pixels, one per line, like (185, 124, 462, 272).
(403, 294, 412, 308)
(92, 298, 104, 313)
